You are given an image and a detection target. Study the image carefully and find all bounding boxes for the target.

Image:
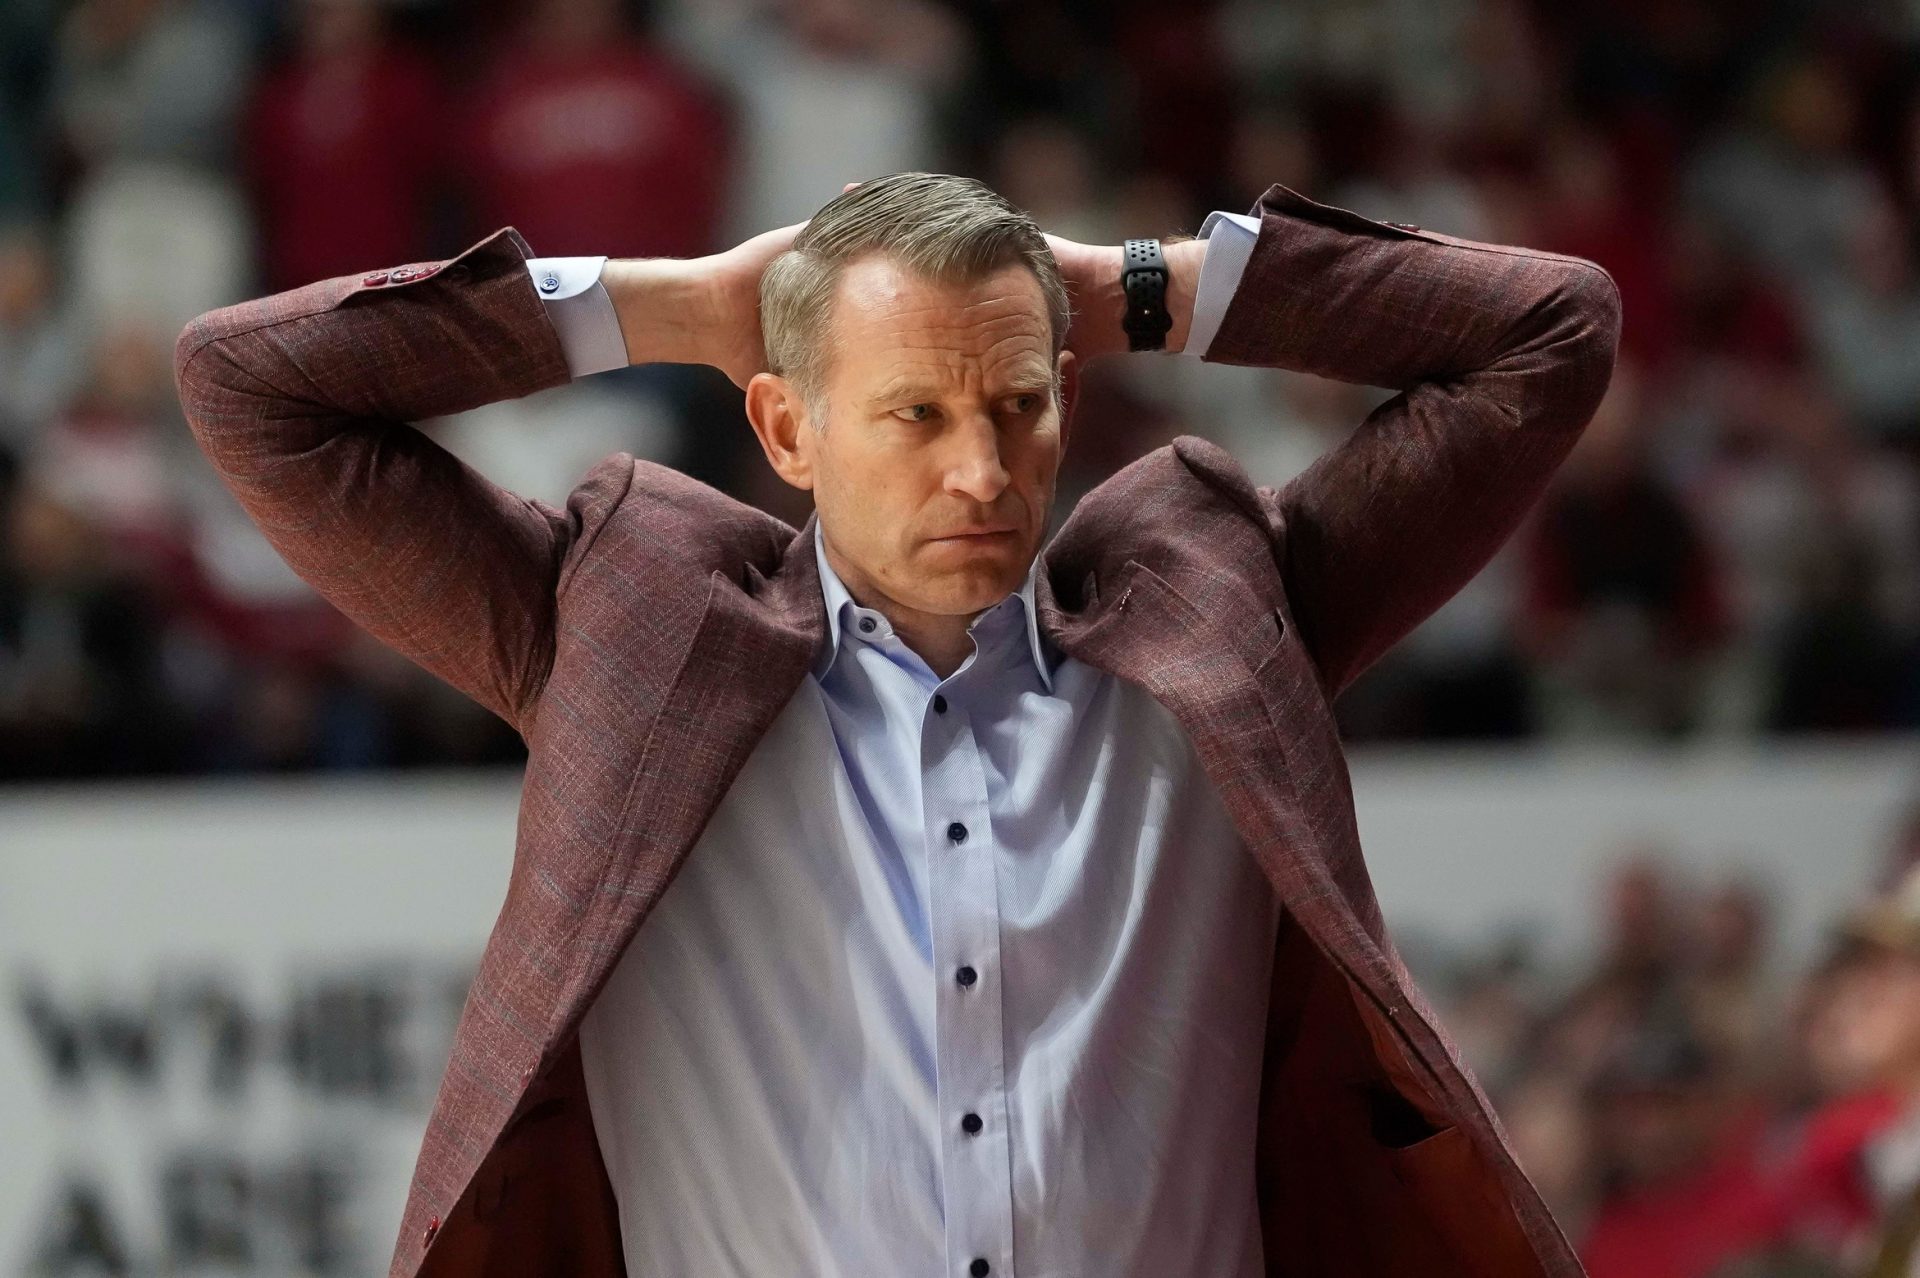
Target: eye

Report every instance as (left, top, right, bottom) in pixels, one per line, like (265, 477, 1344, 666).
(1007, 393, 1043, 415)
(892, 403, 935, 423)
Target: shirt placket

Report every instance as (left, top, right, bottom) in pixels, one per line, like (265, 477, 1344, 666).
(922, 682, 1015, 1278)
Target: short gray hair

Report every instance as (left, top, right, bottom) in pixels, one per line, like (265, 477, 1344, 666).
(759, 172, 1071, 420)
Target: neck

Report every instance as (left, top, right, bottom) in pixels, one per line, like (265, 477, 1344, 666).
(821, 541, 984, 680)
(885, 609, 978, 680)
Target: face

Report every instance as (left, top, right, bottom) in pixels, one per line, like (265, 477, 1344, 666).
(748, 252, 1073, 624)
(1818, 949, 1920, 1088)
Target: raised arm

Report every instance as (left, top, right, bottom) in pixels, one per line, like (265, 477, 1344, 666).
(174, 229, 596, 730)
(1200, 184, 1621, 696)
(174, 222, 801, 730)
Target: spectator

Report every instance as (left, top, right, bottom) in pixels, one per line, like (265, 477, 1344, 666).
(1534, 124, 1680, 373)
(65, 159, 253, 341)
(1810, 869, 1920, 1274)
(33, 320, 190, 571)
(1804, 189, 1920, 447)
(1690, 377, 1920, 733)
(1330, 102, 1494, 241)
(658, 0, 962, 242)
(0, 222, 84, 450)
(4, 0, 1920, 773)
(989, 114, 1114, 243)
(1521, 361, 1730, 736)
(1683, 879, 1778, 1074)
(1686, 55, 1880, 296)
(244, 0, 445, 291)
(1666, 215, 1808, 375)
(1579, 1024, 1777, 1278)
(0, 479, 180, 779)
(50, 0, 251, 175)
(463, 0, 729, 258)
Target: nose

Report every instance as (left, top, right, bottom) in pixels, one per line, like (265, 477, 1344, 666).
(943, 415, 1010, 505)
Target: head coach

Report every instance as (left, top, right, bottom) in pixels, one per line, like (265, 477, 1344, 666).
(174, 171, 1620, 1278)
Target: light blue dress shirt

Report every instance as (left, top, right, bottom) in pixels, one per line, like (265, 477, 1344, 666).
(536, 215, 1281, 1278)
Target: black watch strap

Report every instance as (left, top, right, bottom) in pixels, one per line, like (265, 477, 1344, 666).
(1120, 237, 1172, 352)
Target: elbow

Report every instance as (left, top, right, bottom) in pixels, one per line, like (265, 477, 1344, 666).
(1534, 259, 1623, 433)
(172, 310, 257, 471)
(173, 312, 221, 430)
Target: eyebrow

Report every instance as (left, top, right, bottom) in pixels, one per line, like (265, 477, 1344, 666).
(865, 366, 1055, 408)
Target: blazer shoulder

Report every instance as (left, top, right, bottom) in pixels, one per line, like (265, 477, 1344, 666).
(1053, 436, 1281, 593)
(560, 454, 799, 591)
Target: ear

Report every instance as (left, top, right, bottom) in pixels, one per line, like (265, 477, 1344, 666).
(1056, 348, 1081, 449)
(744, 372, 816, 491)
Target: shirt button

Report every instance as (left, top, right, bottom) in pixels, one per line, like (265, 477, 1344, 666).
(858, 616, 877, 634)
(539, 272, 560, 293)
(932, 693, 948, 714)
(961, 1112, 983, 1134)
(946, 821, 968, 844)
(955, 965, 977, 987)
(971, 1260, 991, 1276)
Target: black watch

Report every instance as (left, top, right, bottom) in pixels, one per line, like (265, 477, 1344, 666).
(1120, 237, 1173, 352)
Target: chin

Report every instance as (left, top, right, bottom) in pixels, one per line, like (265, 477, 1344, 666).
(908, 549, 1030, 615)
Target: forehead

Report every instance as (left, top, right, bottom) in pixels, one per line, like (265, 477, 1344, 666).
(824, 253, 1053, 391)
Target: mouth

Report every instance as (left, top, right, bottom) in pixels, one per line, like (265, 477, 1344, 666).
(928, 527, 1020, 544)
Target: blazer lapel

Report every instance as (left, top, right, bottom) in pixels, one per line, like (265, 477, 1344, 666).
(544, 519, 827, 1048)
(1037, 535, 1394, 1010)
(1037, 558, 1321, 896)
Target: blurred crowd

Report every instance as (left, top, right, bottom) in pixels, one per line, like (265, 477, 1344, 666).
(1424, 806, 1920, 1277)
(4, 0, 1920, 778)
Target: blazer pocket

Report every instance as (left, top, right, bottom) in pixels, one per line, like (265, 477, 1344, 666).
(1379, 1124, 1541, 1276)
(1382, 1124, 1473, 1199)
(1255, 604, 1324, 701)
(1364, 1079, 1447, 1150)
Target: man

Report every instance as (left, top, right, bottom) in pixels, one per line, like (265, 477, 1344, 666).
(1825, 865, 1920, 1277)
(174, 171, 1619, 1277)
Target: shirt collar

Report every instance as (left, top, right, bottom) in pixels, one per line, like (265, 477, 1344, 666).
(812, 523, 1053, 691)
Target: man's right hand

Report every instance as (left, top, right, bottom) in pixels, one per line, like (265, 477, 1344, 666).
(698, 221, 810, 388)
(604, 181, 900, 388)
(600, 220, 806, 390)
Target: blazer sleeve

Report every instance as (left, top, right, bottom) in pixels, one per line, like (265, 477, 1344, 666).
(173, 228, 621, 731)
(1201, 183, 1623, 698)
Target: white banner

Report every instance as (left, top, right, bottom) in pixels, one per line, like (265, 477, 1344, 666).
(2, 741, 1916, 1275)
(0, 776, 518, 1277)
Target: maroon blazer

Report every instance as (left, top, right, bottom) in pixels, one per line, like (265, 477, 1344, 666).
(175, 184, 1619, 1278)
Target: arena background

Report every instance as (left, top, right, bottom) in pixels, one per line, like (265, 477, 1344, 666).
(4, 0, 1920, 1274)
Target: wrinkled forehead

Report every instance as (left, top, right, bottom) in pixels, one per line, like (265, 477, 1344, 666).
(822, 252, 1055, 390)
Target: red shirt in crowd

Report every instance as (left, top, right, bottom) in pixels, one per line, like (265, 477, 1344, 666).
(1581, 1114, 1780, 1278)
(463, 42, 728, 259)
(246, 45, 445, 291)
(1583, 1092, 1904, 1278)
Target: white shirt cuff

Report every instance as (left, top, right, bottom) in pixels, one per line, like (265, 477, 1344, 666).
(1183, 212, 1261, 360)
(527, 217, 1258, 374)
(526, 257, 627, 378)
